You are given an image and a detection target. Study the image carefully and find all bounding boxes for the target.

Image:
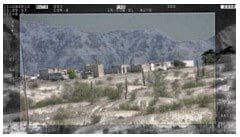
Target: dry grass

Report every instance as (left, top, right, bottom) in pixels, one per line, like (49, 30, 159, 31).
(119, 102, 139, 111)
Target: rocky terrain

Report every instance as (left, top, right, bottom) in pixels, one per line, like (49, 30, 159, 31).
(9, 66, 216, 133)
(4, 61, 236, 134)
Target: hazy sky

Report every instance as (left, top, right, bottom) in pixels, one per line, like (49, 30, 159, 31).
(21, 13, 215, 41)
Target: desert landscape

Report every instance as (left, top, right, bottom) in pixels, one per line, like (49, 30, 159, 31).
(19, 65, 216, 126)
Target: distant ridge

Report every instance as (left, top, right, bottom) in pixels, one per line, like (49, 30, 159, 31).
(20, 21, 215, 75)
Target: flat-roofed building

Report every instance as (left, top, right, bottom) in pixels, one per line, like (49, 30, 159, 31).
(154, 62, 168, 71)
(111, 64, 130, 74)
(104, 68, 119, 74)
(182, 60, 195, 67)
(39, 68, 68, 80)
(82, 71, 94, 79)
(84, 64, 104, 78)
(131, 63, 152, 72)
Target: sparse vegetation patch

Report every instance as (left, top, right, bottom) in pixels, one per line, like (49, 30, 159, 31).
(91, 114, 102, 124)
(28, 80, 39, 89)
(130, 92, 136, 101)
(95, 80, 104, 85)
(53, 107, 70, 124)
(119, 102, 139, 111)
(133, 78, 140, 85)
(182, 81, 205, 89)
(158, 101, 183, 113)
(106, 76, 114, 81)
(32, 95, 63, 108)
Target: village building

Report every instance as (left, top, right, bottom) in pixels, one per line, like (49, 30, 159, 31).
(154, 61, 172, 70)
(105, 64, 131, 74)
(182, 60, 195, 67)
(131, 63, 152, 72)
(39, 68, 68, 81)
(82, 64, 104, 78)
(110, 64, 131, 74)
(82, 71, 94, 79)
(104, 68, 119, 74)
(150, 63, 155, 71)
(97, 60, 194, 77)
(119, 64, 131, 74)
(154, 62, 167, 71)
(164, 61, 173, 68)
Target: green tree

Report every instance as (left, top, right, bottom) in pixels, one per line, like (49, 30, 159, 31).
(201, 49, 215, 65)
(67, 68, 77, 79)
(172, 60, 186, 68)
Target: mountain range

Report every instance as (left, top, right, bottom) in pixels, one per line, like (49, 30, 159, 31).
(20, 21, 215, 75)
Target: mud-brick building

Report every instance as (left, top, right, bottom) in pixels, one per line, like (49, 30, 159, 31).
(83, 64, 104, 78)
(110, 64, 131, 74)
(154, 61, 172, 71)
(104, 68, 119, 74)
(82, 71, 94, 79)
(182, 60, 195, 67)
(39, 68, 68, 80)
(131, 63, 153, 72)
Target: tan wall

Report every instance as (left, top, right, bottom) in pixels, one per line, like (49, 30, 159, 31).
(95, 64, 104, 77)
(183, 60, 194, 67)
(141, 64, 151, 72)
(85, 64, 104, 77)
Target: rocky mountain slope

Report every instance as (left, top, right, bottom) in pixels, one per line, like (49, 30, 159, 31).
(20, 21, 215, 74)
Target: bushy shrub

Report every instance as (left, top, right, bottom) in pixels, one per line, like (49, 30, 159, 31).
(70, 81, 92, 102)
(158, 101, 183, 113)
(150, 94, 215, 113)
(62, 83, 74, 99)
(159, 91, 174, 98)
(173, 70, 181, 77)
(53, 107, 70, 124)
(182, 94, 214, 108)
(182, 72, 189, 78)
(201, 49, 215, 65)
(63, 82, 102, 103)
(91, 114, 101, 124)
(133, 78, 139, 85)
(151, 71, 167, 98)
(146, 106, 155, 114)
(130, 92, 136, 101)
(105, 87, 121, 100)
(62, 81, 123, 103)
(186, 89, 194, 95)
(28, 80, 39, 89)
(106, 76, 114, 81)
(182, 81, 205, 89)
(196, 94, 214, 107)
(32, 95, 62, 108)
(149, 99, 156, 106)
(67, 68, 78, 79)
(119, 102, 139, 111)
(95, 80, 104, 85)
(169, 101, 183, 110)
(145, 99, 158, 114)
(204, 70, 215, 78)
(53, 107, 69, 120)
(172, 60, 186, 68)
(171, 79, 180, 91)
(182, 97, 195, 107)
